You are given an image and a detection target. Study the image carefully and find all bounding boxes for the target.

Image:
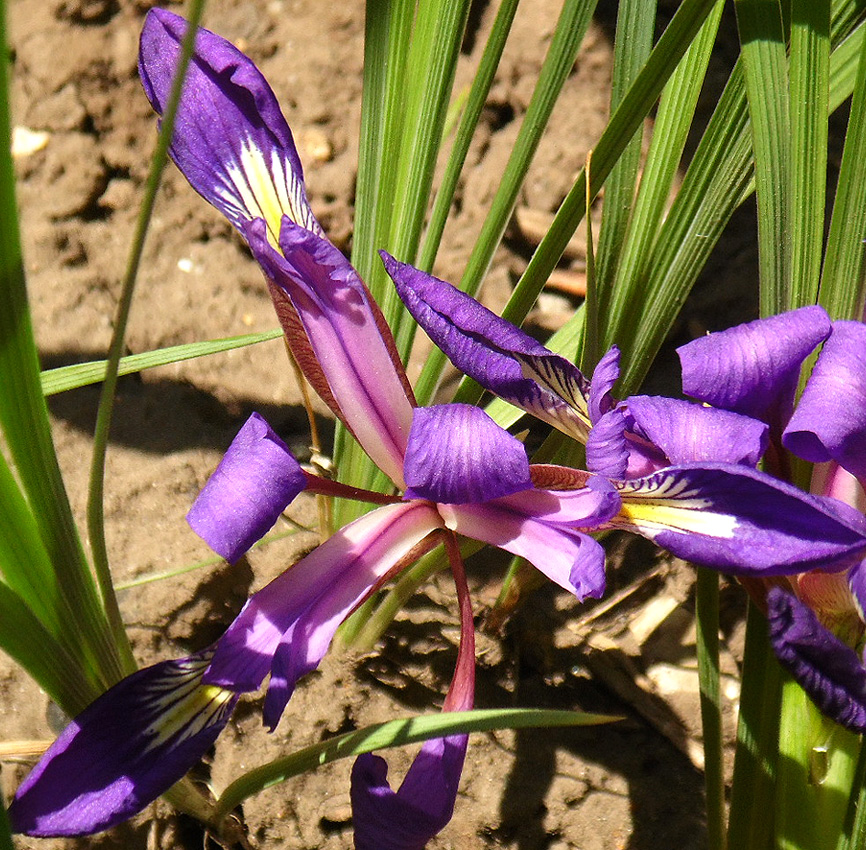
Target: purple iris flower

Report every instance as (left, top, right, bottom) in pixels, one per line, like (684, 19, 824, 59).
(678, 308, 866, 732)
(380, 256, 866, 574)
(9, 10, 618, 844)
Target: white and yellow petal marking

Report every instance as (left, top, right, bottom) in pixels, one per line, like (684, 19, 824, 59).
(221, 138, 320, 244)
(139, 653, 236, 753)
(610, 472, 738, 540)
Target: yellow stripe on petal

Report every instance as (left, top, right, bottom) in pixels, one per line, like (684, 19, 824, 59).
(225, 139, 318, 246)
(611, 475, 737, 540)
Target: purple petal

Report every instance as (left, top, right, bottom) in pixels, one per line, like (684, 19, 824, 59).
(351, 736, 467, 850)
(10, 651, 237, 837)
(677, 305, 831, 423)
(610, 464, 866, 574)
(586, 407, 631, 478)
(588, 346, 621, 423)
(626, 396, 768, 467)
(403, 405, 531, 504)
(442, 477, 620, 600)
(784, 321, 866, 480)
(351, 534, 475, 850)
(138, 9, 320, 238)
(186, 413, 306, 563)
(204, 502, 442, 728)
(768, 587, 866, 732)
(382, 252, 591, 440)
(246, 221, 415, 487)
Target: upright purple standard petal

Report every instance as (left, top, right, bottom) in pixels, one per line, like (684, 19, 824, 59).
(247, 221, 415, 487)
(610, 464, 866, 575)
(677, 305, 831, 423)
(138, 9, 320, 238)
(626, 396, 768, 467)
(186, 412, 306, 563)
(10, 651, 237, 837)
(403, 405, 532, 504)
(381, 252, 592, 440)
(351, 533, 475, 850)
(784, 321, 866, 480)
(204, 502, 443, 729)
(768, 587, 866, 733)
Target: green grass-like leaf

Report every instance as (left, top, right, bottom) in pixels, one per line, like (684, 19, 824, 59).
(213, 707, 620, 821)
(41, 330, 282, 396)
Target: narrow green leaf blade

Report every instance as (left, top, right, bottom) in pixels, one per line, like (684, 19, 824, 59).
(734, 0, 790, 315)
(41, 330, 282, 396)
(213, 707, 620, 820)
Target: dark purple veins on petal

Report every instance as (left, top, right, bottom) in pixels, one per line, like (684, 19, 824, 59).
(10, 651, 237, 837)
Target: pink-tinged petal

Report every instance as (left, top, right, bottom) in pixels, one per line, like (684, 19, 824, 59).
(610, 464, 866, 575)
(350, 534, 474, 850)
(784, 321, 866, 480)
(811, 462, 866, 514)
(677, 305, 831, 423)
(626, 396, 768, 467)
(588, 346, 621, 423)
(382, 252, 592, 440)
(10, 651, 236, 837)
(403, 405, 531, 504)
(204, 502, 442, 728)
(246, 220, 415, 487)
(138, 9, 320, 239)
(768, 587, 866, 732)
(186, 413, 306, 563)
(442, 477, 619, 600)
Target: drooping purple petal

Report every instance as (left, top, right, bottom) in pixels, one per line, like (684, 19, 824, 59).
(767, 587, 866, 732)
(351, 533, 475, 850)
(784, 321, 866, 480)
(246, 221, 415, 487)
(186, 412, 306, 563)
(204, 502, 442, 729)
(10, 651, 237, 837)
(609, 463, 866, 575)
(441, 476, 620, 600)
(138, 9, 320, 239)
(626, 396, 768, 467)
(381, 252, 592, 441)
(677, 305, 831, 423)
(403, 405, 531, 504)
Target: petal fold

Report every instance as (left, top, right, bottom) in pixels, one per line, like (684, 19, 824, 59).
(247, 221, 415, 486)
(768, 587, 866, 732)
(677, 305, 831, 423)
(403, 405, 532, 504)
(138, 9, 320, 238)
(10, 651, 237, 837)
(784, 321, 866, 480)
(442, 477, 620, 600)
(186, 412, 306, 563)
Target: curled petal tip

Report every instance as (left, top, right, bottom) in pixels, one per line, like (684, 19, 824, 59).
(186, 412, 306, 563)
